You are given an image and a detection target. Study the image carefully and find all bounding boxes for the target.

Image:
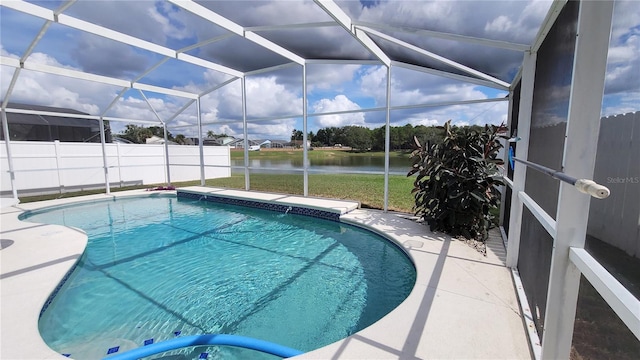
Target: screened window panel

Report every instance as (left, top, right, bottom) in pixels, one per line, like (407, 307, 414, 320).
(524, 0, 578, 220)
(518, 207, 554, 338)
(517, 0, 580, 342)
(502, 80, 521, 233)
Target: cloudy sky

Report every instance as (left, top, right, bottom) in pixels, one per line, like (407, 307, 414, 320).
(1, 0, 638, 140)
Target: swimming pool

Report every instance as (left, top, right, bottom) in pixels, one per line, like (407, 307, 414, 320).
(25, 195, 415, 359)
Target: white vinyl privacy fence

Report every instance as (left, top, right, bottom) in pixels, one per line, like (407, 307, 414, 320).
(588, 111, 640, 257)
(0, 141, 230, 197)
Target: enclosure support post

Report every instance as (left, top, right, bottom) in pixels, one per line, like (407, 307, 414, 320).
(116, 142, 123, 188)
(196, 97, 205, 186)
(383, 65, 391, 212)
(241, 77, 249, 191)
(541, 2, 614, 359)
(506, 51, 536, 268)
(53, 140, 64, 194)
(99, 117, 111, 194)
(162, 123, 171, 186)
(1, 110, 18, 201)
(139, 89, 171, 186)
(302, 64, 309, 197)
(499, 86, 515, 227)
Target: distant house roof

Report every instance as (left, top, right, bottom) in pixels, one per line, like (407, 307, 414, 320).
(1, 102, 107, 142)
(226, 138, 245, 146)
(146, 135, 177, 145)
(5, 102, 97, 128)
(221, 138, 289, 147)
(112, 136, 134, 144)
(5, 112, 98, 128)
(7, 102, 89, 115)
(216, 137, 236, 145)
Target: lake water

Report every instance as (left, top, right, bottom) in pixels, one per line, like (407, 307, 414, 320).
(231, 155, 411, 175)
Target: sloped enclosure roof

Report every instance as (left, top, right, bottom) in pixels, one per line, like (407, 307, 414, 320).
(1, 1, 637, 139)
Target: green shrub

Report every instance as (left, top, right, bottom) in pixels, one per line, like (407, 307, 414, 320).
(408, 120, 505, 241)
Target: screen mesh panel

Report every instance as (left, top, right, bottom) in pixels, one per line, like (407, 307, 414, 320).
(517, 0, 579, 341)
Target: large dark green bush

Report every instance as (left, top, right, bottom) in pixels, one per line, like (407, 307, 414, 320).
(407, 120, 506, 241)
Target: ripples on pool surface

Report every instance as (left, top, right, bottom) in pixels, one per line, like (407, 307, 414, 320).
(27, 196, 416, 359)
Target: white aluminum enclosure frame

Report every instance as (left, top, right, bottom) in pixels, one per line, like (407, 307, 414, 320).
(1, 0, 513, 209)
(1, 2, 638, 360)
(502, 1, 640, 360)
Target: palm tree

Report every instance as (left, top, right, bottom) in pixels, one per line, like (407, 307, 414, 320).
(206, 130, 215, 138)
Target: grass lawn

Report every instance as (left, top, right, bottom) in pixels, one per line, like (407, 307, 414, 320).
(229, 148, 412, 161)
(203, 173, 416, 213)
(19, 173, 418, 213)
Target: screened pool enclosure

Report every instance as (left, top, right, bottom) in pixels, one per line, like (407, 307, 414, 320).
(1, 1, 639, 359)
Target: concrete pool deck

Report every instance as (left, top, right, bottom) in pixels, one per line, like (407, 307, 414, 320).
(1, 187, 531, 359)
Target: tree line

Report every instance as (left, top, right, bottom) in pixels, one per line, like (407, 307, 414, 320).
(119, 123, 482, 151)
(117, 125, 180, 144)
(117, 125, 227, 145)
(293, 124, 484, 152)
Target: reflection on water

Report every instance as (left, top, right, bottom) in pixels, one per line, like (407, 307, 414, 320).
(232, 155, 410, 174)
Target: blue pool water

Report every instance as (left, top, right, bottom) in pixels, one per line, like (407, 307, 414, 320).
(26, 196, 416, 359)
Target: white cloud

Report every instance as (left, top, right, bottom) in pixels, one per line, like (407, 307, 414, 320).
(353, 1, 455, 33)
(26, 51, 75, 69)
(204, 70, 236, 88)
(13, 76, 101, 115)
(149, 3, 192, 41)
(0, 45, 17, 59)
(484, 1, 552, 42)
(193, 75, 302, 122)
(110, 97, 157, 120)
(191, 119, 295, 140)
(610, 1, 640, 40)
(390, 80, 489, 108)
(215, 124, 235, 136)
(306, 64, 360, 91)
(234, 0, 332, 25)
(312, 95, 365, 127)
(1, 47, 18, 97)
(393, 100, 508, 128)
(1, 48, 200, 137)
(244, 77, 301, 118)
(354, 61, 510, 128)
(607, 45, 636, 65)
(341, 1, 551, 81)
(169, 71, 302, 139)
(1, 50, 117, 115)
(485, 16, 513, 34)
(358, 65, 498, 113)
(602, 91, 640, 117)
(408, 118, 439, 127)
(358, 66, 387, 104)
(604, 4, 640, 99)
(64, 1, 191, 45)
(71, 34, 149, 78)
(247, 120, 296, 139)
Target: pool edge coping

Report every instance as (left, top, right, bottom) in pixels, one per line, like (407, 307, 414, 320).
(0, 188, 364, 360)
(1, 188, 531, 360)
(1, 190, 177, 359)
